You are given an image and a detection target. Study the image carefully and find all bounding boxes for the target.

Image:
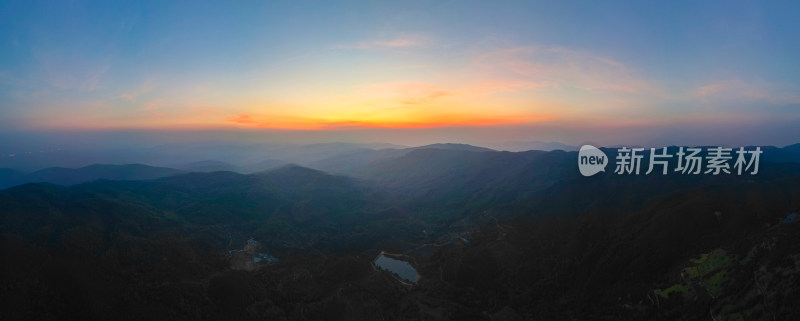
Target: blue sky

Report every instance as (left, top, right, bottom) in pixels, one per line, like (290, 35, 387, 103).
(1, 0, 799, 147)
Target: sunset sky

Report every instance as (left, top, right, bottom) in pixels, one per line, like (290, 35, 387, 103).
(1, 0, 799, 147)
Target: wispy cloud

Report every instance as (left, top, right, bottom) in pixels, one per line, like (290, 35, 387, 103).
(692, 78, 800, 105)
(228, 114, 258, 125)
(43, 63, 110, 92)
(334, 35, 429, 50)
(364, 82, 451, 105)
(473, 46, 656, 94)
(33, 48, 112, 92)
(360, 79, 552, 107)
(118, 80, 156, 101)
(464, 79, 551, 95)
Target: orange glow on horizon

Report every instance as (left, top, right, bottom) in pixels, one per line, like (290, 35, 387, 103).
(224, 113, 557, 130)
(28, 111, 557, 131)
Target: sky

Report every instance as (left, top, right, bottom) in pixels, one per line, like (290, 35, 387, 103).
(1, 0, 799, 150)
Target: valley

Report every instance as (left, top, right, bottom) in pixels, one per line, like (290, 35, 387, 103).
(1, 144, 800, 320)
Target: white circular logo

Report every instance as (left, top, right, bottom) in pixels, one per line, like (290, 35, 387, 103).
(578, 145, 608, 177)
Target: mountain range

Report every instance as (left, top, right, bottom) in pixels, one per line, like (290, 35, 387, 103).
(0, 164, 184, 189)
(1, 143, 800, 320)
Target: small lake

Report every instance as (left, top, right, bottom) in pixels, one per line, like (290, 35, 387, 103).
(374, 253, 419, 284)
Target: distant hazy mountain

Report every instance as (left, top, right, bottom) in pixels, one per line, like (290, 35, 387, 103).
(0, 142, 408, 172)
(0, 164, 184, 189)
(341, 145, 800, 221)
(490, 141, 578, 152)
(785, 142, 800, 153)
(760, 144, 800, 163)
(308, 143, 494, 174)
(172, 160, 240, 172)
(171, 159, 288, 174)
(239, 159, 288, 173)
(347, 148, 575, 216)
(307, 148, 407, 174)
(407, 143, 495, 152)
(1, 164, 382, 232)
(261, 142, 406, 166)
(0, 168, 25, 189)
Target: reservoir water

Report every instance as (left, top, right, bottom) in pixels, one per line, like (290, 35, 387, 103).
(374, 253, 419, 283)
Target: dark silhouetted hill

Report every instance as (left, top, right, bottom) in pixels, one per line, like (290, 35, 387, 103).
(0, 164, 184, 189)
